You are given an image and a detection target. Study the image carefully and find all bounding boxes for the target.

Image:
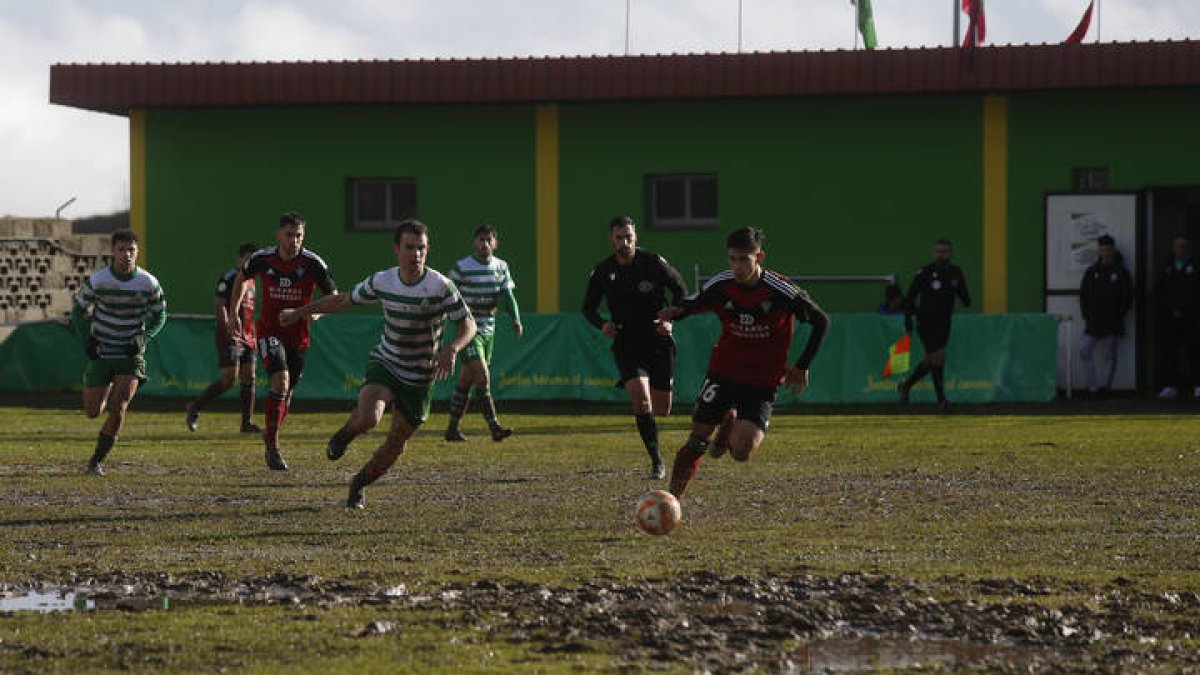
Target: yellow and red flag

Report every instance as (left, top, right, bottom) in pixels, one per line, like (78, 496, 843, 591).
(882, 333, 911, 378)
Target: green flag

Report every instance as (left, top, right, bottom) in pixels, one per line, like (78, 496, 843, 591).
(850, 0, 878, 50)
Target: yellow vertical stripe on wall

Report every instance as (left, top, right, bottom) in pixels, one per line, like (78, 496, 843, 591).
(129, 108, 148, 265)
(534, 104, 560, 312)
(982, 95, 1008, 314)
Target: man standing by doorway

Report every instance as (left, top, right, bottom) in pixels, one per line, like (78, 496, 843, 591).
(1154, 235, 1200, 400)
(582, 216, 687, 479)
(898, 239, 971, 411)
(1078, 235, 1133, 398)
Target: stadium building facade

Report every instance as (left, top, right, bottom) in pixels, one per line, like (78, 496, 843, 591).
(49, 41, 1200, 394)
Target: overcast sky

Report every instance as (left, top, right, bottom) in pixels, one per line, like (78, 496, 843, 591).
(2, 0, 1198, 219)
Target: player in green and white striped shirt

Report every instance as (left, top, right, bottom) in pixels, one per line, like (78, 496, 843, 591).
(281, 219, 475, 509)
(69, 229, 167, 475)
(444, 225, 523, 442)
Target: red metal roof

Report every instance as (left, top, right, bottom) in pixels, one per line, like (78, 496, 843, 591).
(50, 41, 1200, 115)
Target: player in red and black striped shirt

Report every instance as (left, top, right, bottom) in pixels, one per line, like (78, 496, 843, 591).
(228, 212, 337, 471)
(658, 227, 829, 499)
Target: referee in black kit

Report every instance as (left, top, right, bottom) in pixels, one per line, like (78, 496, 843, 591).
(582, 216, 688, 479)
(898, 238, 972, 411)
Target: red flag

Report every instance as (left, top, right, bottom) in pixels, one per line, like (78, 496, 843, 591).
(1064, 0, 1094, 44)
(961, 0, 986, 47)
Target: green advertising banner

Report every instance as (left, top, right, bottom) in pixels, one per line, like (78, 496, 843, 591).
(0, 313, 1057, 403)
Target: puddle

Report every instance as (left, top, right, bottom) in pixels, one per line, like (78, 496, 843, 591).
(0, 590, 170, 613)
(796, 637, 1048, 671)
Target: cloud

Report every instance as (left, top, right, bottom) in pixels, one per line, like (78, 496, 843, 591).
(2, 0, 1200, 217)
(228, 2, 366, 61)
(0, 2, 136, 218)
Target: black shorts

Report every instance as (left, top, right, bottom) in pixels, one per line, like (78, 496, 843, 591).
(692, 372, 775, 431)
(258, 336, 307, 384)
(612, 335, 675, 391)
(216, 333, 256, 368)
(917, 321, 951, 353)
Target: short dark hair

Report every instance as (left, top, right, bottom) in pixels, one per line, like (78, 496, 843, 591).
(609, 216, 635, 231)
(238, 242, 257, 256)
(726, 227, 764, 252)
(935, 238, 953, 248)
(394, 219, 429, 243)
(1096, 234, 1115, 247)
(474, 224, 498, 239)
(279, 211, 306, 229)
(111, 229, 138, 246)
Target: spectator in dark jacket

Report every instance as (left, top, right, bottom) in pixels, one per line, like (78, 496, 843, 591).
(1078, 235, 1133, 397)
(1155, 235, 1200, 400)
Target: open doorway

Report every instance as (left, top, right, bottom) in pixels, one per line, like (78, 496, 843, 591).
(1144, 186, 1200, 398)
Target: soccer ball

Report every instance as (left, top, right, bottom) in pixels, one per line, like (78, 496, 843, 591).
(635, 489, 682, 536)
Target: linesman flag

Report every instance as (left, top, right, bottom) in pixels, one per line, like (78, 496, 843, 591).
(882, 333, 912, 378)
(850, 0, 878, 50)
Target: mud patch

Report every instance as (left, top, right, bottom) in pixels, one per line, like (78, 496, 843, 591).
(4, 571, 1197, 671)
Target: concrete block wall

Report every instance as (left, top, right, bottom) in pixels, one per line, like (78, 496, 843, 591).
(0, 218, 111, 324)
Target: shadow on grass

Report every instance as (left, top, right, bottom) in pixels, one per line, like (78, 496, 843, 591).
(0, 506, 321, 528)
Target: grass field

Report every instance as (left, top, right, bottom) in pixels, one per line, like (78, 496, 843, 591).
(1, 401, 1198, 672)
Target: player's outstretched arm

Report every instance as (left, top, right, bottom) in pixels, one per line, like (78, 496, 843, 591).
(280, 293, 353, 327)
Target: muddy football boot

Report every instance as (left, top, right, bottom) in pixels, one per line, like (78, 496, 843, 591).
(444, 429, 467, 442)
(240, 421, 262, 434)
(649, 461, 666, 480)
(326, 429, 353, 462)
(490, 426, 513, 442)
(85, 460, 105, 476)
(185, 407, 199, 433)
(346, 478, 366, 509)
(265, 448, 289, 471)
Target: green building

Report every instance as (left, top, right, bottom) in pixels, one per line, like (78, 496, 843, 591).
(47, 41, 1200, 397)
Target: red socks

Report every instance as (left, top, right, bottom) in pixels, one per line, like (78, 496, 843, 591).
(669, 445, 705, 498)
(264, 392, 286, 448)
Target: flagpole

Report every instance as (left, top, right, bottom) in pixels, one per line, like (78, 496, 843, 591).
(1096, 0, 1101, 42)
(624, 0, 630, 55)
(737, 0, 743, 53)
(952, 0, 960, 46)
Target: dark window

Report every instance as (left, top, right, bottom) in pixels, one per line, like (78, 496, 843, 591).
(348, 178, 417, 231)
(1072, 167, 1109, 192)
(647, 174, 718, 229)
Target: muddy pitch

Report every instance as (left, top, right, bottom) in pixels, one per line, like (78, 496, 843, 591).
(4, 570, 1197, 671)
